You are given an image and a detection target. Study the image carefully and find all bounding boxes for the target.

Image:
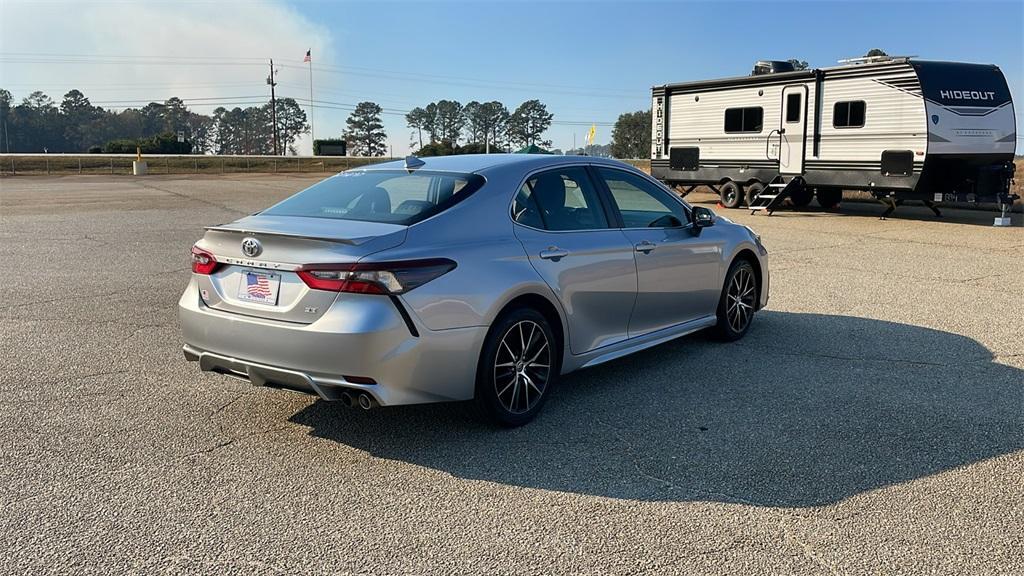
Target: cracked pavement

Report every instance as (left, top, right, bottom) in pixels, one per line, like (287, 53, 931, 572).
(1, 175, 1022, 575)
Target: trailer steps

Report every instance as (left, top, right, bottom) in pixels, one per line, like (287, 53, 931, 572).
(750, 175, 804, 215)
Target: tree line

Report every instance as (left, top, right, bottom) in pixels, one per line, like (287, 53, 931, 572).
(0, 88, 308, 154)
(0, 89, 689, 160)
(338, 98, 557, 158)
(402, 99, 553, 155)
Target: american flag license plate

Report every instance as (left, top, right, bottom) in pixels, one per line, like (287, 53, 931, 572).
(237, 270, 280, 305)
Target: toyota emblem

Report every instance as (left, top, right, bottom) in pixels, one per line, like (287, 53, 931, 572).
(241, 237, 262, 258)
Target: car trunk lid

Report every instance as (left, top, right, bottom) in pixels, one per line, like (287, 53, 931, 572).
(195, 215, 407, 324)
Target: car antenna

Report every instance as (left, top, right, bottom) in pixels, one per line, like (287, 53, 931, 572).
(404, 156, 425, 171)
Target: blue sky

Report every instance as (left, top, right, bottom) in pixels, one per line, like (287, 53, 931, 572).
(1, 0, 1021, 154)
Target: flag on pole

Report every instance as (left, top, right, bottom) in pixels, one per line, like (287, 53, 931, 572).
(586, 124, 596, 146)
(303, 49, 311, 63)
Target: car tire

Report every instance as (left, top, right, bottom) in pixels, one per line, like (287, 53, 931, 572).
(719, 181, 743, 209)
(475, 307, 558, 427)
(744, 181, 765, 207)
(712, 259, 758, 341)
(816, 187, 843, 210)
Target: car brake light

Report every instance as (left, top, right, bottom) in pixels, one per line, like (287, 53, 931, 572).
(191, 245, 219, 275)
(297, 259, 456, 295)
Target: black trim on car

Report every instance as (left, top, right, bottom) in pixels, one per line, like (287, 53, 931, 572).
(585, 165, 626, 228)
(389, 295, 420, 337)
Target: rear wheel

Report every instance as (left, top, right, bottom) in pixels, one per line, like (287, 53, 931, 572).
(719, 181, 743, 209)
(788, 185, 814, 207)
(712, 259, 758, 341)
(816, 187, 843, 210)
(744, 181, 765, 207)
(475, 308, 557, 427)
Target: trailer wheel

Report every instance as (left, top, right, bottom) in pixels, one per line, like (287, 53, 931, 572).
(719, 181, 743, 209)
(744, 182, 764, 206)
(816, 188, 843, 210)
(789, 185, 814, 208)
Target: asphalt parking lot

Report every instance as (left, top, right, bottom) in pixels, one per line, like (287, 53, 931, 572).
(1, 174, 1022, 575)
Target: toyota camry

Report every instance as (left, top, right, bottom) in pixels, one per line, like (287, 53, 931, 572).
(179, 154, 769, 426)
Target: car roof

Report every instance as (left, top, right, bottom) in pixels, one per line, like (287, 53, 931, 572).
(357, 154, 636, 174)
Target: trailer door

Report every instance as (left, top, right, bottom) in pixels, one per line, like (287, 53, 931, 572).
(780, 85, 808, 175)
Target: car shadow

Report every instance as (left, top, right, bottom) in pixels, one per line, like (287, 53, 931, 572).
(288, 311, 1023, 507)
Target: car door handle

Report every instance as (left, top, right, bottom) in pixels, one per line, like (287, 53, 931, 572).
(539, 247, 569, 261)
(634, 241, 656, 254)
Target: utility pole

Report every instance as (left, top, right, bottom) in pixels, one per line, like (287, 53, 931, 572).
(268, 59, 279, 156)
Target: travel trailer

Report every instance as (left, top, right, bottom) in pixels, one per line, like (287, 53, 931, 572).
(650, 57, 1017, 216)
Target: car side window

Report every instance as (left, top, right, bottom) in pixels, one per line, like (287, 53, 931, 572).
(512, 167, 609, 231)
(596, 168, 688, 228)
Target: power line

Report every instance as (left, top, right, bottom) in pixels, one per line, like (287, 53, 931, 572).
(276, 63, 637, 99)
(0, 52, 637, 95)
(1, 53, 643, 100)
(0, 51, 268, 61)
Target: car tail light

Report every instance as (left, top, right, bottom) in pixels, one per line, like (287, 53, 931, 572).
(191, 245, 219, 275)
(297, 259, 456, 295)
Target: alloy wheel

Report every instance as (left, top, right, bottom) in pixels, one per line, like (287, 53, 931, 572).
(726, 267, 756, 333)
(493, 320, 551, 414)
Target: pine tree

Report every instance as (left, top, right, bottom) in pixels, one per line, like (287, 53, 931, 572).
(345, 101, 387, 157)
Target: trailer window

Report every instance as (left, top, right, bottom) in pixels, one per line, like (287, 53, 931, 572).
(724, 107, 763, 133)
(833, 101, 866, 128)
(786, 93, 802, 123)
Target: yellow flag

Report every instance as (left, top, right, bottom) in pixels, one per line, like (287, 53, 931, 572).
(586, 124, 596, 145)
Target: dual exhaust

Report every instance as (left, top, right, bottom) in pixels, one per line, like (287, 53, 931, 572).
(339, 391, 376, 411)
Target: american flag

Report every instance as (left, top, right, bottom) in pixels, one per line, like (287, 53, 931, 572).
(303, 49, 311, 63)
(247, 273, 272, 297)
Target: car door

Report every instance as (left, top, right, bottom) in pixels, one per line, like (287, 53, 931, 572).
(512, 166, 638, 354)
(593, 166, 724, 337)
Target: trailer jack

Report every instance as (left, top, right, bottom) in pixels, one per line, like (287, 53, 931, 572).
(675, 184, 706, 199)
(878, 198, 900, 220)
(877, 198, 941, 220)
(994, 193, 1019, 227)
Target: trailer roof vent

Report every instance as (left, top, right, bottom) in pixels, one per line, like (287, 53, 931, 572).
(837, 55, 914, 66)
(751, 60, 796, 76)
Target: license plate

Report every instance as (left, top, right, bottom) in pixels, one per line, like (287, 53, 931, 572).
(236, 270, 280, 305)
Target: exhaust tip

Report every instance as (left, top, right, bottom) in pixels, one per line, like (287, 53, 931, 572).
(357, 393, 374, 410)
(339, 392, 354, 408)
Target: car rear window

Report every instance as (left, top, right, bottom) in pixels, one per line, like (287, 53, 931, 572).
(260, 170, 485, 225)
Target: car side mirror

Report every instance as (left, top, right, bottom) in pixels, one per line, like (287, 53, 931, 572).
(692, 207, 715, 232)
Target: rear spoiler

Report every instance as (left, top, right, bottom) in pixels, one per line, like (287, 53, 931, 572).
(204, 225, 357, 245)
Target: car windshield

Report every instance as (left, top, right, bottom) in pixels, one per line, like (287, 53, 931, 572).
(260, 170, 485, 225)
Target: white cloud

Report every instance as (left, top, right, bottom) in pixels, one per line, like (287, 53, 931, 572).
(1, 0, 334, 153)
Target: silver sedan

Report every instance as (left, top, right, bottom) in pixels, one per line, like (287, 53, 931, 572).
(179, 154, 769, 425)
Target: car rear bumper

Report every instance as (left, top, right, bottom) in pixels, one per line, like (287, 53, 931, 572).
(178, 278, 487, 406)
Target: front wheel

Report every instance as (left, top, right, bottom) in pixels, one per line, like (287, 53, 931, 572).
(712, 260, 758, 341)
(475, 308, 557, 427)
